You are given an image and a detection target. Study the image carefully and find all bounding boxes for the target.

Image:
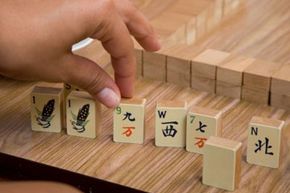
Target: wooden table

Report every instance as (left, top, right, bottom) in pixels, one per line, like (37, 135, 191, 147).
(1, 0, 290, 192)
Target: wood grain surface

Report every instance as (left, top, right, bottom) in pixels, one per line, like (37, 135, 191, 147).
(0, 78, 290, 193)
(1, 0, 290, 192)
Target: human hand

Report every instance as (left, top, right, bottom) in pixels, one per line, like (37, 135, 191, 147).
(0, 0, 160, 108)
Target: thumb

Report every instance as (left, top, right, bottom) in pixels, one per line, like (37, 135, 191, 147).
(62, 54, 121, 108)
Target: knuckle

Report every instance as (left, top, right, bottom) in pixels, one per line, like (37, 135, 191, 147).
(90, 2, 116, 41)
(102, 0, 114, 9)
(0, 63, 23, 79)
(97, 0, 115, 16)
(126, 4, 139, 18)
(86, 0, 115, 25)
(85, 72, 105, 96)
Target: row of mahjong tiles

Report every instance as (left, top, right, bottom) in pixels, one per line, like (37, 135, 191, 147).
(31, 86, 285, 191)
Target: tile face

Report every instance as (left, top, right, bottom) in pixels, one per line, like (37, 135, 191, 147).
(203, 136, 242, 191)
(113, 98, 146, 144)
(31, 86, 63, 133)
(247, 116, 284, 168)
(36, 82, 66, 128)
(66, 91, 101, 139)
(63, 83, 81, 128)
(186, 107, 222, 154)
(155, 100, 187, 147)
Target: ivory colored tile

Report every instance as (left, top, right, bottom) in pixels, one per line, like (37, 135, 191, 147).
(247, 116, 285, 168)
(63, 83, 81, 97)
(66, 91, 101, 139)
(36, 82, 64, 89)
(203, 136, 242, 191)
(36, 82, 66, 128)
(167, 55, 191, 87)
(113, 98, 146, 144)
(143, 51, 166, 81)
(186, 106, 222, 154)
(31, 86, 63, 133)
(155, 100, 187, 148)
(63, 83, 83, 128)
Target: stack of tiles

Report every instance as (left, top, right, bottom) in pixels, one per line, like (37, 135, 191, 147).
(166, 44, 205, 88)
(166, 49, 191, 88)
(271, 63, 290, 110)
(135, 45, 290, 112)
(242, 60, 282, 104)
(143, 50, 167, 81)
(216, 55, 255, 98)
(135, 44, 143, 78)
(140, 43, 204, 86)
(164, 0, 212, 41)
(191, 49, 230, 93)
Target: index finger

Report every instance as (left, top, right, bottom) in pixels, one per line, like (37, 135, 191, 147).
(115, 1, 161, 52)
(92, 11, 135, 98)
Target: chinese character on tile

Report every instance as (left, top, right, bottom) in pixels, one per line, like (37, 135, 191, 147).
(122, 126, 135, 137)
(254, 137, 274, 155)
(162, 121, 178, 137)
(196, 121, 207, 133)
(195, 137, 207, 148)
(123, 112, 136, 122)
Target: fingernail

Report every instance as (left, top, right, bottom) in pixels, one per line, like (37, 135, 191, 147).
(156, 39, 162, 49)
(97, 88, 120, 108)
